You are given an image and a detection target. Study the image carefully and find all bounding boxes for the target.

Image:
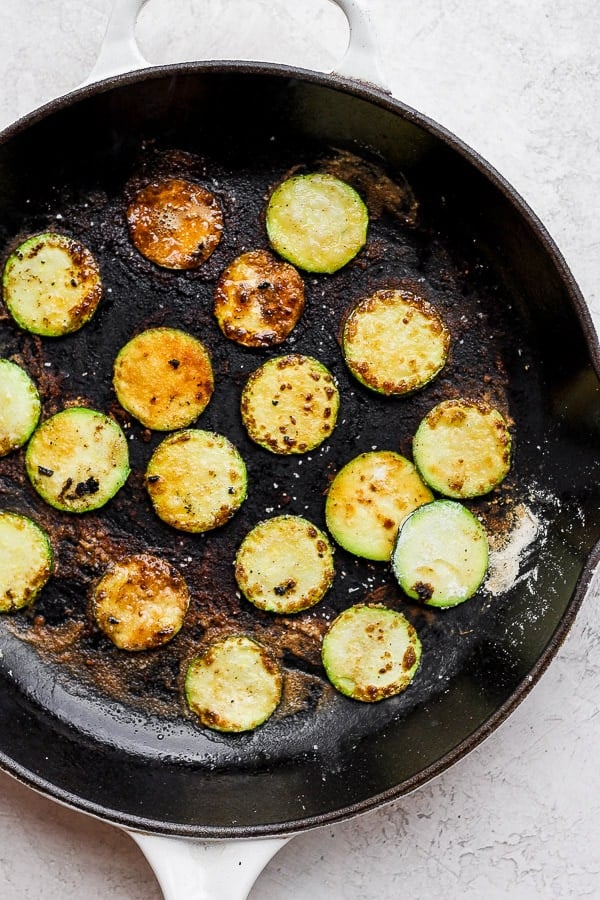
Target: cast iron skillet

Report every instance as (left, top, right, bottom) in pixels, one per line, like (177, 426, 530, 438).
(0, 0, 599, 896)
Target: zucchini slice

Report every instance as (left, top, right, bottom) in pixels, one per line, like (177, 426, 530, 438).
(113, 327, 214, 431)
(214, 249, 305, 347)
(235, 515, 335, 614)
(392, 500, 489, 607)
(2, 232, 102, 336)
(25, 408, 130, 513)
(127, 177, 223, 270)
(185, 635, 283, 732)
(146, 429, 247, 533)
(342, 289, 450, 395)
(325, 450, 433, 561)
(240, 354, 339, 455)
(413, 398, 512, 498)
(321, 604, 421, 702)
(92, 553, 190, 651)
(0, 511, 53, 612)
(265, 173, 368, 273)
(0, 359, 41, 456)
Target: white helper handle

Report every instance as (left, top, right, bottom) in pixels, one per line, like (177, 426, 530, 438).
(86, 0, 386, 895)
(129, 831, 291, 900)
(83, 0, 388, 90)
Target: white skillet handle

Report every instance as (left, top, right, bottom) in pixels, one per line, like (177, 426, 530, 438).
(82, 0, 147, 86)
(83, 0, 388, 91)
(90, 1, 384, 897)
(331, 0, 388, 88)
(129, 831, 290, 900)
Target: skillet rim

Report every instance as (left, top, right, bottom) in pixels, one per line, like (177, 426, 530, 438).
(0, 58, 598, 838)
(3, 540, 599, 841)
(2, 58, 598, 377)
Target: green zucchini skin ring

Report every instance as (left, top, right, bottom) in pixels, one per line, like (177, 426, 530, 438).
(113, 327, 214, 431)
(234, 514, 335, 614)
(2, 232, 102, 337)
(342, 289, 450, 396)
(145, 429, 247, 533)
(324, 450, 433, 561)
(322, 604, 421, 702)
(392, 499, 489, 607)
(413, 398, 512, 498)
(265, 173, 369, 274)
(184, 635, 283, 732)
(25, 408, 130, 513)
(0, 511, 53, 612)
(0, 359, 41, 457)
(240, 354, 340, 456)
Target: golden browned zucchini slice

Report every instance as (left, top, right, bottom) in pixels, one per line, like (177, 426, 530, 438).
(392, 500, 489, 607)
(325, 450, 433, 561)
(145, 429, 247, 533)
(0, 359, 41, 456)
(0, 511, 53, 612)
(265, 173, 368, 273)
(2, 232, 102, 336)
(413, 398, 512, 498)
(113, 327, 214, 431)
(185, 635, 283, 732)
(214, 249, 305, 347)
(321, 604, 421, 702)
(91, 553, 190, 651)
(25, 408, 130, 513)
(342, 288, 450, 395)
(234, 515, 335, 614)
(240, 354, 339, 455)
(127, 177, 223, 269)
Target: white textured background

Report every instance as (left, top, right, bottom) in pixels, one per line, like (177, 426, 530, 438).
(0, 1, 599, 898)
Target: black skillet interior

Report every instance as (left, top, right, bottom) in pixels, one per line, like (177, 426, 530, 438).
(0, 65, 599, 837)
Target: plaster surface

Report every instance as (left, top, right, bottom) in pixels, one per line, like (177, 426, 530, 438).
(0, 2, 598, 898)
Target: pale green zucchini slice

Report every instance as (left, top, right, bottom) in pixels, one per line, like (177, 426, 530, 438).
(240, 354, 339, 455)
(265, 173, 368, 273)
(113, 327, 214, 430)
(325, 450, 433, 561)
(214, 249, 305, 347)
(145, 429, 247, 533)
(235, 515, 335, 614)
(0, 511, 53, 612)
(92, 553, 190, 651)
(185, 635, 283, 732)
(321, 604, 421, 702)
(342, 288, 450, 395)
(127, 177, 223, 269)
(413, 398, 512, 498)
(0, 359, 41, 456)
(25, 408, 130, 513)
(392, 500, 489, 607)
(2, 232, 102, 336)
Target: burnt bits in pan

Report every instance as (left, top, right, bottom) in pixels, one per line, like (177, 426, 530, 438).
(0, 142, 522, 757)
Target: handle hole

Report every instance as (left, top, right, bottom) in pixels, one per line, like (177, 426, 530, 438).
(136, 0, 349, 71)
